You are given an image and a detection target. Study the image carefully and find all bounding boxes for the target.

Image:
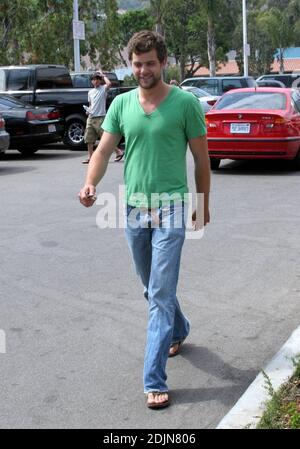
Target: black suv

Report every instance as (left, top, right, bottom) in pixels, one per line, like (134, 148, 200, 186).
(256, 74, 300, 88)
(180, 76, 256, 96)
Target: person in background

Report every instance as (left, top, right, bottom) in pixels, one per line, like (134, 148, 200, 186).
(82, 71, 124, 164)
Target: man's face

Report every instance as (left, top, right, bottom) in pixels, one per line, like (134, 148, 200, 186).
(131, 49, 166, 90)
(91, 77, 102, 88)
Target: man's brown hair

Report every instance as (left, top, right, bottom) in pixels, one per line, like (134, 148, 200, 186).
(127, 30, 167, 63)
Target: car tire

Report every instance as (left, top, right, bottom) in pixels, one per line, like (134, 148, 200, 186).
(17, 148, 39, 155)
(63, 115, 87, 150)
(210, 158, 221, 170)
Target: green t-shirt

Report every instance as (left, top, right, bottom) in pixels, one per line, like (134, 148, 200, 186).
(102, 86, 206, 208)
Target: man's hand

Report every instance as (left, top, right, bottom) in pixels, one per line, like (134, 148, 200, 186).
(192, 208, 210, 230)
(78, 184, 97, 207)
(77, 132, 121, 208)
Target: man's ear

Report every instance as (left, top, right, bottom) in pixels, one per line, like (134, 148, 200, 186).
(161, 57, 167, 68)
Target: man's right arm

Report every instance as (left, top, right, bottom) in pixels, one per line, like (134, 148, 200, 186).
(78, 131, 121, 207)
(103, 75, 112, 90)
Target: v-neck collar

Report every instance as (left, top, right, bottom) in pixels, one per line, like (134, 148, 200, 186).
(136, 86, 175, 116)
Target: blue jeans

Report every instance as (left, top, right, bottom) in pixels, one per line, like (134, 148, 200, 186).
(125, 203, 190, 393)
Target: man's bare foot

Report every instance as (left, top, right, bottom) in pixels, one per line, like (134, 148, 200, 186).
(147, 392, 169, 409)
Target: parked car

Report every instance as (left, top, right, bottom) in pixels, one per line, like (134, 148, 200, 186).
(181, 86, 219, 113)
(0, 94, 64, 155)
(180, 76, 257, 96)
(0, 65, 90, 149)
(205, 87, 300, 170)
(0, 115, 10, 155)
(256, 74, 300, 88)
(256, 79, 285, 88)
(0, 65, 137, 150)
(71, 71, 120, 88)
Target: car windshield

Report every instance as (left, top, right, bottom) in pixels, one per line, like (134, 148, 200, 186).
(215, 92, 287, 110)
(183, 87, 207, 98)
(0, 95, 25, 109)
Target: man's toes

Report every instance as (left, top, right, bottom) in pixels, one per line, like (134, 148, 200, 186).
(169, 344, 179, 355)
(157, 393, 168, 403)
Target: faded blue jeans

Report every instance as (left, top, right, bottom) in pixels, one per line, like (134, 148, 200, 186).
(125, 203, 190, 393)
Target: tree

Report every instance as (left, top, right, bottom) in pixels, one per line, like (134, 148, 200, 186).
(119, 10, 155, 47)
(150, 0, 166, 35)
(233, 8, 274, 76)
(118, 9, 155, 65)
(0, 0, 122, 70)
(199, 0, 220, 76)
(0, 0, 45, 65)
(82, 0, 121, 70)
(163, 0, 205, 81)
(28, 0, 73, 66)
(258, 7, 295, 73)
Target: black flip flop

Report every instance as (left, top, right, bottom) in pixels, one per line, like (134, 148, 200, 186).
(114, 153, 124, 162)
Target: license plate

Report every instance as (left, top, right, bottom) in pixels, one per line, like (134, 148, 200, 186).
(230, 123, 250, 134)
(48, 124, 56, 133)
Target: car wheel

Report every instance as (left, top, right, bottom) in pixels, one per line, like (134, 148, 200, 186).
(17, 148, 39, 155)
(210, 158, 221, 170)
(63, 116, 86, 150)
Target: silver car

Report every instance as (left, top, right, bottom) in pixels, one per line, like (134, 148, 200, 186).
(181, 86, 219, 113)
(0, 115, 9, 155)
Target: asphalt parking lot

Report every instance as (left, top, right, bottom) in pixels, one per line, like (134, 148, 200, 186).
(0, 145, 300, 429)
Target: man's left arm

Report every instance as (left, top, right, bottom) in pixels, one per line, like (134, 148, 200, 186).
(189, 135, 211, 227)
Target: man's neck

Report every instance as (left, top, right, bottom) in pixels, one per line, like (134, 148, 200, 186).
(139, 81, 170, 102)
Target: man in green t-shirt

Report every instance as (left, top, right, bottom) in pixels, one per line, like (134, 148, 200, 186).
(79, 30, 210, 409)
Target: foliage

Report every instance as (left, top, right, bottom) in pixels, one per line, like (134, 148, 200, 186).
(164, 65, 181, 84)
(233, 9, 275, 76)
(119, 9, 155, 48)
(0, 0, 73, 66)
(258, 7, 296, 73)
(149, 0, 166, 35)
(82, 0, 121, 70)
(163, 0, 204, 81)
(0, 0, 121, 69)
(1, 0, 300, 77)
(122, 74, 137, 86)
(257, 358, 300, 429)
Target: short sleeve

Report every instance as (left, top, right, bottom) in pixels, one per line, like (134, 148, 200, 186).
(102, 96, 122, 135)
(184, 94, 207, 140)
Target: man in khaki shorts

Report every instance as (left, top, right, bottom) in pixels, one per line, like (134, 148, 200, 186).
(83, 72, 123, 163)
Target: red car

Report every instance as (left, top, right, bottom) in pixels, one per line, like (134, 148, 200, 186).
(206, 87, 300, 169)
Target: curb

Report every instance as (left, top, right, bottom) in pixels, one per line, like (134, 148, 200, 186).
(216, 325, 300, 429)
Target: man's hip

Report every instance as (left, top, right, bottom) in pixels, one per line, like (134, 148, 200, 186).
(84, 116, 105, 143)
